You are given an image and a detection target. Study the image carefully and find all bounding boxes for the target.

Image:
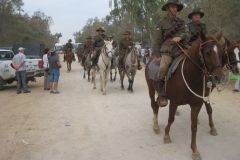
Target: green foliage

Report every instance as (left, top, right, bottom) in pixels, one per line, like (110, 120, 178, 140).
(0, 0, 59, 48)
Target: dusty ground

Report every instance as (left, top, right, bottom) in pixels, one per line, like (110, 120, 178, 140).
(0, 59, 240, 160)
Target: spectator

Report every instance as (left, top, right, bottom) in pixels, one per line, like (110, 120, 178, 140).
(48, 51, 61, 94)
(43, 48, 51, 90)
(12, 47, 31, 94)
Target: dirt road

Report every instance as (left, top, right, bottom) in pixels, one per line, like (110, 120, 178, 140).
(0, 60, 240, 160)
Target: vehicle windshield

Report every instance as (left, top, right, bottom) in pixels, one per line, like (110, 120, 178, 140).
(0, 51, 14, 60)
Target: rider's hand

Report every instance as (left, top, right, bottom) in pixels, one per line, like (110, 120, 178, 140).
(171, 37, 182, 43)
(128, 46, 132, 49)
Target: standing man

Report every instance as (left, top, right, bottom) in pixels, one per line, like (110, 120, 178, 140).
(153, 0, 189, 107)
(187, 8, 207, 44)
(119, 31, 142, 70)
(12, 47, 31, 94)
(48, 51, 61, 94)
(64, 39, 75, 62)
(43, 48, 51, 90)
(92, 27, 106, 66)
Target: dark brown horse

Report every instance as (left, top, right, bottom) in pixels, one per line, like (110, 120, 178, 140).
(145, 34, 225, 160)
(65, 48, 74, 72)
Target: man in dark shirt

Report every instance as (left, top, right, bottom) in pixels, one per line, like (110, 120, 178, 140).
(187, 8, 207, 44)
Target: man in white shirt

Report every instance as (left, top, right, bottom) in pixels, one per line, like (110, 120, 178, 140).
(43, 48, 51, 90)
(12, 47, 31, 94)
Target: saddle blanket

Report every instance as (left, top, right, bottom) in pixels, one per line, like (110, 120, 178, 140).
(148, 54, 185, 81)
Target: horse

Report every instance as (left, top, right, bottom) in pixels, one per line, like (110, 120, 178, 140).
(145, 34, 225, 160)
(65, 48, 74, 72)
(92, 40, 114, 95)
(77, 45, 84, 64)
(83, 51, 93, 82)
(118, 46, 139, 92)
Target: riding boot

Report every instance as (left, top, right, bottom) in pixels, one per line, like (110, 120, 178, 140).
(157, 80, 168, 107)
(137, 59, 142, 70)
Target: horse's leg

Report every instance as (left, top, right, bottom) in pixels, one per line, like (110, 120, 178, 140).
(110, 69, 113, 81)
(120, 70, 125, 89)
(83, 69, 86, 79)
(190, 104, 202, 160)
(100, 70, 104, 93)
(92, 69, 96, 89)
(103, 70, 109, 95)
(114, 68, 117, 81)
(88, 69, 91, 82)
(148, 80, 160, 133)
(164, 102, 178, 144)
(204, 102, 218, 136)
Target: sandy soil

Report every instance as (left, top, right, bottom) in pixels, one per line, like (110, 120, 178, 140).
(0, 59, 240, 160)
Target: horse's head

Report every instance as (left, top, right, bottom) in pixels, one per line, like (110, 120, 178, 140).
(200, 33, 224, 84)
(223, 38, 240, 74)
(104, 40, 114, 58)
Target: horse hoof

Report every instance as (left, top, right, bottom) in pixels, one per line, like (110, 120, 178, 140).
(192, 152, 202, 160)
(103, 93, 106, 95)
(164, 135, 172, 144)
(93, 87, 96, 90)
(153, 125, 160, 134)
(210, 128, 218, 136)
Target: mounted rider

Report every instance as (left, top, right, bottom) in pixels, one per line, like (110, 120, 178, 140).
(64, 39, 76, 62)
(153, 0, 189, 107)
(187, 8, 207, 44)
(119, 31, 142, 70)
(92, 27, 106, 66)
(82, 36, 93, 65)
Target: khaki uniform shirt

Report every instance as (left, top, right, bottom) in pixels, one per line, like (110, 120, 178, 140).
(153, 14, 189, 57)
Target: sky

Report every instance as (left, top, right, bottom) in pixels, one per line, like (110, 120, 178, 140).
(23, 0, 111, 44)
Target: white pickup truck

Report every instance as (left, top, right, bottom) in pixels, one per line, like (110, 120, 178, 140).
(0, 49, 44, 90)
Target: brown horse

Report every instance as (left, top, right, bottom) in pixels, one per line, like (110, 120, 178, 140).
(65, 48, 74, 72)
(145, 34, 225, 160)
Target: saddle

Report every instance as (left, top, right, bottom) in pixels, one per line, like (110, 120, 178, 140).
(148, 54, 185, 81)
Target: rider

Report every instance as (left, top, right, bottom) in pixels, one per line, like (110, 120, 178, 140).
(92, 27, 106, 66)
(64, 39, 76, 62)
(119, 31, 142, 70)
(153, 0, 189, 107)
(187, 8, 207, 45)
(82, 36, 93, 65)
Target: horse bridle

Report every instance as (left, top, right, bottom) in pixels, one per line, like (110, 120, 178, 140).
(100, 44, 113, 69)
(177, 40, 222, 77)
(224, 44, 240, 70)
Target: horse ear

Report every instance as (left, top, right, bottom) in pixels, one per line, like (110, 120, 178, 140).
(110, 40, 113, 44)
(216, 31, 223, 41)
(224, 37, 231, 47)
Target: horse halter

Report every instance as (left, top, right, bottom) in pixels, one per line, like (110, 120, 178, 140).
(199, 40, 222, 77)
(224, 44, 240, 70)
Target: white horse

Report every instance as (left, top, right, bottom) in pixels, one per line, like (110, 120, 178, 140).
(119, 46, 139, 92)
(92, 40, 114, 95)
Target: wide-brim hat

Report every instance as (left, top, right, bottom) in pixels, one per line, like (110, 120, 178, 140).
(123, 31, 131, 35)
(162, 0, 183, 12)
(108, 34, 114, 38)
(96, 27, 105, 32)
(18, 47, 25, 51)
(188, 8, 204, 19)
